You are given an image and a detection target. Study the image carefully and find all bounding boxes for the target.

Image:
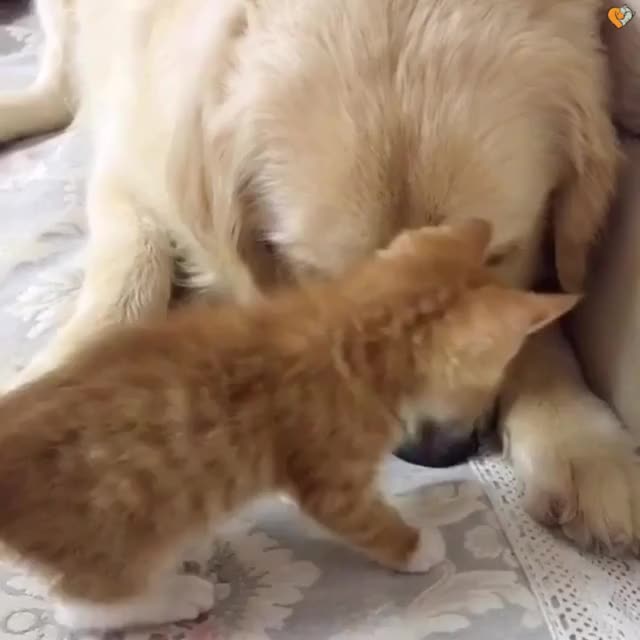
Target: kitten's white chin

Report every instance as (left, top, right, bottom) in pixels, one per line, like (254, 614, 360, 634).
(405, 527, 446, 573)
(54, 573, 215, 631)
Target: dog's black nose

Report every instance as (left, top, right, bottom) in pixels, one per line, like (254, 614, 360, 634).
(394, 421, 480, 468)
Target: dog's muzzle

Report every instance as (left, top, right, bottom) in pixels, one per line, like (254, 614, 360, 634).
(394, 407, 499, 468)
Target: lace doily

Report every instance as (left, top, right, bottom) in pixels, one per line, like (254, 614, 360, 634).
(472, 457, 640, 640)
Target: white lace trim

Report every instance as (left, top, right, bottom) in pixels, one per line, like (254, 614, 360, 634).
(472, 456, 640, 640)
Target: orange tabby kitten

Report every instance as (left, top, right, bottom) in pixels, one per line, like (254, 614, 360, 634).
(0, 220, 575, 631)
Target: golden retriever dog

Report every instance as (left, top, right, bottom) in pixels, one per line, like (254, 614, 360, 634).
(1, 0, 637, 554)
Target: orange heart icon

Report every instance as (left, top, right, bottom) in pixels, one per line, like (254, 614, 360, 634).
(608, 5, 634, 28)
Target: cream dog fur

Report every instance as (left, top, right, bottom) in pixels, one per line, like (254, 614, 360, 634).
(1, 0, 638, 554)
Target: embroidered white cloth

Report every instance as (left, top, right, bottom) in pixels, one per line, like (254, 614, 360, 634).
(473, 458, 640, 640)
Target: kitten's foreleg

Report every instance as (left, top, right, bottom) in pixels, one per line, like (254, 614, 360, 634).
(299, 489, 445, 573)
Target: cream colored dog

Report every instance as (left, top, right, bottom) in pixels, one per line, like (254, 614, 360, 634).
(1, 0, 638, 555)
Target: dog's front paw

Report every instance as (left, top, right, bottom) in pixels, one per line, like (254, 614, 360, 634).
(560, 449, 640, 554)
(521, 399, 640, 555)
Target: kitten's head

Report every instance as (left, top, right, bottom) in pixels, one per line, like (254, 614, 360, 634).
(380, 220, 578, 450)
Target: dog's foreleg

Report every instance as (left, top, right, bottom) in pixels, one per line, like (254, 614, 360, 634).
(500, 324, 640, 554)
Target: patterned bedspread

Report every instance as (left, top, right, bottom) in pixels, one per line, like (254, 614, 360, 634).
(2, 4, 633, 640)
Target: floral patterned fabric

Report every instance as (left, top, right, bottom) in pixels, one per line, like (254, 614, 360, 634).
(0, 5, 551, 639)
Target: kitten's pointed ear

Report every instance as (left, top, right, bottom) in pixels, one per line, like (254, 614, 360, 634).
(465, 289, 580, 364)
(519, 292, 581, 335)
(490, 290, 580, 337)
(449, 218, 493, 262)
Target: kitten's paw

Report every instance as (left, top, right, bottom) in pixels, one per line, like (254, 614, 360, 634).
(404, 527, 446, 573)
(54, 575, 215, 631)
(163, 574, 216, 620)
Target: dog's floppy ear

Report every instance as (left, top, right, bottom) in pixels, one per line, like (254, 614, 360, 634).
(552, 161, 616, 293)
(552, 70, 620, 293)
